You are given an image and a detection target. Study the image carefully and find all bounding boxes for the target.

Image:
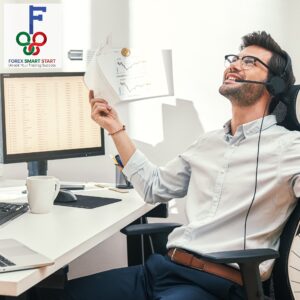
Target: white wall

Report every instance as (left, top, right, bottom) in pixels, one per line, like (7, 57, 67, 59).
(1, 0, 299, 278)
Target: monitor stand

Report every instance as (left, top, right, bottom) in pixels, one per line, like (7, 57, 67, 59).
(26, 160, 84, 190)
(27, 160, 48, 176)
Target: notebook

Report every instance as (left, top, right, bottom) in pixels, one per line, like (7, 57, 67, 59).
(0, 239, 54, 273)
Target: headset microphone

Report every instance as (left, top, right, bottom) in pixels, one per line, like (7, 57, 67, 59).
(235, 77, 286, 96)
(234, 79, 266, 85)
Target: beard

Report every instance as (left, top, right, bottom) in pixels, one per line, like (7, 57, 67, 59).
(219, 82, 265, 106)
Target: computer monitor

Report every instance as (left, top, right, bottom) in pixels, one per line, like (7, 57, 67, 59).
(0, 72, 105, 175)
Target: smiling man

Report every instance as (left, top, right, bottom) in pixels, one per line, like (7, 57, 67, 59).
(219, 36, 293, 136)
(42, 31, 299, 300)
(220, 46, 272, 106)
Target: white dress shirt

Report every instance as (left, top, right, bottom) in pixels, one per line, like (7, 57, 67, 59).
(123, 115, 300, 280)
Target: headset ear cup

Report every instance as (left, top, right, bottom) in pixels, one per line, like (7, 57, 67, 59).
(266, 76, 286, 96)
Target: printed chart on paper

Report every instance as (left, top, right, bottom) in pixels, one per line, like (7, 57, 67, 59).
(84, 48, 173, 103)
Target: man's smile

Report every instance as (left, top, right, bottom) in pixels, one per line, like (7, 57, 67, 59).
(224, 73, 243, 84)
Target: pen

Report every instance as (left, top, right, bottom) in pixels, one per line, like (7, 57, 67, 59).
(109, 154, 119, 166)
(114, 154, 124, 168)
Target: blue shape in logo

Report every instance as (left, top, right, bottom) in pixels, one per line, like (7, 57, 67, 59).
(29, 5, 47, 34)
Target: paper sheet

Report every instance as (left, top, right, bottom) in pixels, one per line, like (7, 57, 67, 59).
(84, 38, 121, 104)
(84, 40, 173, 104)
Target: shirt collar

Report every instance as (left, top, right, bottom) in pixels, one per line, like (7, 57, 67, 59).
(223, 115, 277, 140)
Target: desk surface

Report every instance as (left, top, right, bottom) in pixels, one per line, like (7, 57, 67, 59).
(0, 185, 154, 296)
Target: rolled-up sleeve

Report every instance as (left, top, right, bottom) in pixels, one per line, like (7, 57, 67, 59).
(123, 149, 191, 204)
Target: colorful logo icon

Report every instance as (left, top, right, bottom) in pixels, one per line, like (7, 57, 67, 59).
(16, 5, 47, 56)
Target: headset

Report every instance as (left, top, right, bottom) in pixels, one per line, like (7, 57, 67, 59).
(236, 51, 292, 249)
(235, 51, 291, 97)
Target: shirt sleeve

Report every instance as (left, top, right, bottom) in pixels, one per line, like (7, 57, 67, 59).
(123, 149, 191, 204)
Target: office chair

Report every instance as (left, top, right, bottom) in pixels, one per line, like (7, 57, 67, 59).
(122, 199, 299, 300)
(122, 86, 300, 300)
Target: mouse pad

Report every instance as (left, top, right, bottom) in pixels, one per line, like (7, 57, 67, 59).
(54, 194, 121, 209)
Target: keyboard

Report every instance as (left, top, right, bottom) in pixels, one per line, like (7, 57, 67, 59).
(0, 202, 29, 226)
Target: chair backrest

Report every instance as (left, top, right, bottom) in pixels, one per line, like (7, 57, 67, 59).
(271, 85, 300, 299)
(273, 199, 300, 300)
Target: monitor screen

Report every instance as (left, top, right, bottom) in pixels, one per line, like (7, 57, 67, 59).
(0, 72, 104, 164)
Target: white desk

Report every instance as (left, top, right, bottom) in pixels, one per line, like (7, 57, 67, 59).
(0, 187, 154, 296)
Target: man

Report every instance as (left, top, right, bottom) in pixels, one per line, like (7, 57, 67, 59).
(47, 31, 299, 299)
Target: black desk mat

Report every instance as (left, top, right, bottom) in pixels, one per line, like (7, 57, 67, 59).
(54, 194, 121, 209)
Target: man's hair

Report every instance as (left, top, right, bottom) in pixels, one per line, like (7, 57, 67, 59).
(240, 31, 295, 93)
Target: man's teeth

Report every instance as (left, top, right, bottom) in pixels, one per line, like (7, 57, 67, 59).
(227, 77, 237, 81)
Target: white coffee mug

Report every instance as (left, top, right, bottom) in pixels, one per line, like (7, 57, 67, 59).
(26, 176, 60, 214)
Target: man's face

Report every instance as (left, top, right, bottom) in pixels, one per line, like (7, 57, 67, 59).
(219, 45, 272, 106)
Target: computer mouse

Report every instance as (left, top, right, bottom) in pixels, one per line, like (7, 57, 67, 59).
(54, 190, 77, 203)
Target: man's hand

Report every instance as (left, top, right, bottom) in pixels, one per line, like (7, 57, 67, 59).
(89, 90, 136, 165)
(89, 90, 123, 134)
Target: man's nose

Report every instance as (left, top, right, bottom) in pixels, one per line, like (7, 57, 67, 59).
(228, 60, 241, 71)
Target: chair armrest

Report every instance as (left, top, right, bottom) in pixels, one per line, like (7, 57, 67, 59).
(201, 248, 279, 264)
(201, 249, 279, 300)
(121, 223, 181, 235)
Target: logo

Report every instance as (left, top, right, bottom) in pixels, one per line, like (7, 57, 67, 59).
(16, 6, 47, 56)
